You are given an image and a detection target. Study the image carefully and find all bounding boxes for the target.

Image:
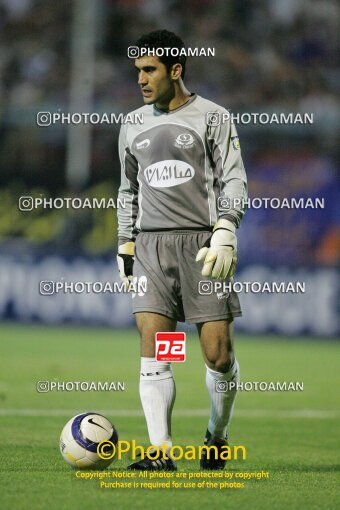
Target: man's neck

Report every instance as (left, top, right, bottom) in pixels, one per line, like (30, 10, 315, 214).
(156, 84, 192, 112)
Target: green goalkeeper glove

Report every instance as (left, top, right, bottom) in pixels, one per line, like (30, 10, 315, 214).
(196, 219, 237, 279)
(117, 241, 135, 286)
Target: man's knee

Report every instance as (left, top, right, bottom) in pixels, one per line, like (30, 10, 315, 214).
(199, 320, 235, 373)
(135, 312, 176, 357)
(206, 352, 234, 373)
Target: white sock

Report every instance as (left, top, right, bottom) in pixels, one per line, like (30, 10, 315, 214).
(139, 357, 176, 448)
(205, 360, 240, 440)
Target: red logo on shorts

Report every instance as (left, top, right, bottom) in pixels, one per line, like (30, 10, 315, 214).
(155, 332, 186, 362)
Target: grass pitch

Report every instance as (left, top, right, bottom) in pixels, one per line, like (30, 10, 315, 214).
(1, 324, 339, 510)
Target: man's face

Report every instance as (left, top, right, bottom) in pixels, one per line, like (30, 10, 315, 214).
(135, 56, 174, 107)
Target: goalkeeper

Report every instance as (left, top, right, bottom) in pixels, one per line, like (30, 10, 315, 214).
(117, 30, 247, 471)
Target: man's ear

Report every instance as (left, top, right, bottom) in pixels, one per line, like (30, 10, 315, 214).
(170, 63, 183, 81)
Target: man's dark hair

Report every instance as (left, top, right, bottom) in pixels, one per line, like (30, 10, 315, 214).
(134, 29, 187, 79)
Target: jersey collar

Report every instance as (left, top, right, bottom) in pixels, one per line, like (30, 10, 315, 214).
(153, 93, 197, 115)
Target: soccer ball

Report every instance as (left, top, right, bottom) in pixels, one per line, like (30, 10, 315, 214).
(59, 412, 118, 469)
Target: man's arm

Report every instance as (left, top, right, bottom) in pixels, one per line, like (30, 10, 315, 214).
(117, 124, 139, 245)
(196, 113, 247, 279)
(117, 125, 139, 284)
(208, 113, 248, 227)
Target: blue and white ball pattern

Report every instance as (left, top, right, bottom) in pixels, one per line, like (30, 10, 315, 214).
(59, 413, 118, 469)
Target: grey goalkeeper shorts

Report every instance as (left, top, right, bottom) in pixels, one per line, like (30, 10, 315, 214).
(132, 230, 242, 324)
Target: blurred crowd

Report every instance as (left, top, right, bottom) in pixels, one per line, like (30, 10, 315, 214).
(0, 0, 339, 265)
(1, 0, 339, 122)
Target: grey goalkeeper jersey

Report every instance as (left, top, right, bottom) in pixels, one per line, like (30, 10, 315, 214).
(118, 94, 247, 244)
